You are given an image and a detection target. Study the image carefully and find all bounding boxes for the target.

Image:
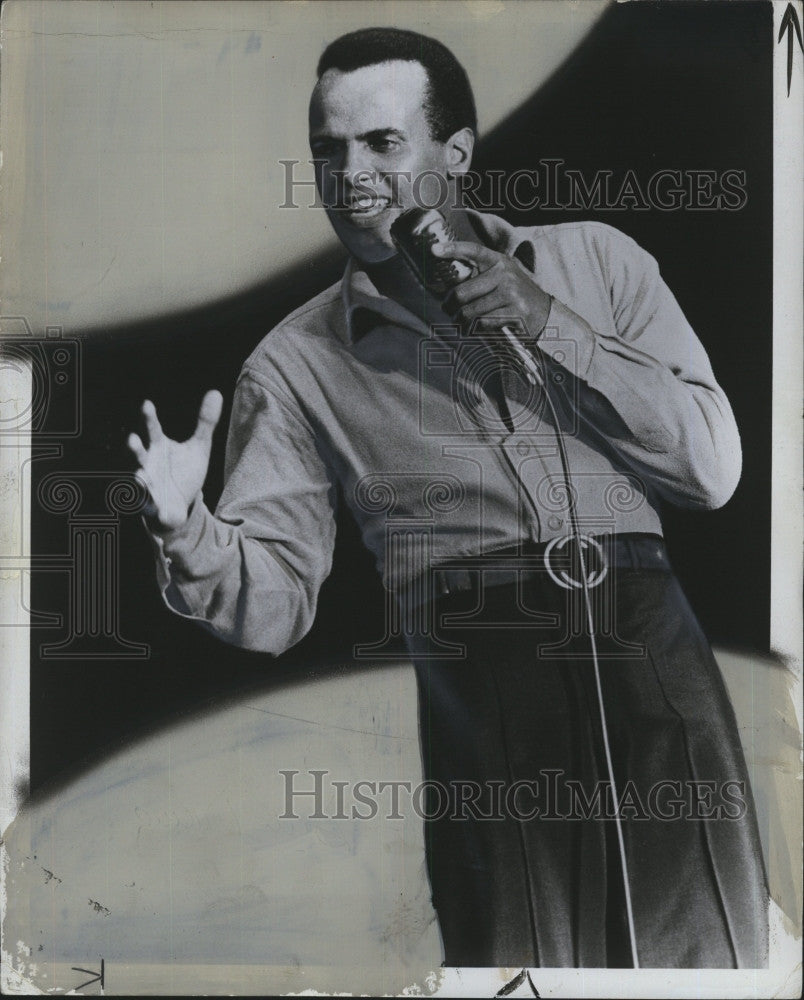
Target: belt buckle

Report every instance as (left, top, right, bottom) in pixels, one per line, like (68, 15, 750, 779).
(543, 534, 608, 590)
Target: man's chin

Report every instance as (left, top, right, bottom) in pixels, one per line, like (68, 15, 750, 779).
(329, 212, 399, 264)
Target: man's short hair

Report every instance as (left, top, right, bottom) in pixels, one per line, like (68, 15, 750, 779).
(316, 27, 477, 143)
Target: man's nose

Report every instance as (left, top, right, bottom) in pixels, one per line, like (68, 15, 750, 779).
(340, 142, 376, 192)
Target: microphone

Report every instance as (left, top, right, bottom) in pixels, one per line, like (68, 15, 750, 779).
(389, 207, 543, 386)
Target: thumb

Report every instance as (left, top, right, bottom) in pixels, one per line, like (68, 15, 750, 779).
(193, 389, 223, 443)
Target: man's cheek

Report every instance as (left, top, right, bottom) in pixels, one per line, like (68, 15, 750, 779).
(317, 168, 346, 207)
(312, 168, 332, 207)
(383, 170, 413, 205)
(349, 170, 377, 199)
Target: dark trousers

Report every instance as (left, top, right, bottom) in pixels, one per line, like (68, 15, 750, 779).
(403, 565, 768, 968)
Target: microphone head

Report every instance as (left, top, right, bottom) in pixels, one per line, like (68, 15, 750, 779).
(390, 208, 476, 295)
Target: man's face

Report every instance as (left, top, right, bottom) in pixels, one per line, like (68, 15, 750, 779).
(309, 60, 455, 263)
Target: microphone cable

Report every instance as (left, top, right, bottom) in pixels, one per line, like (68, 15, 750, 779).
(499, 326, 640, 970)
(390, 207, 640, 968)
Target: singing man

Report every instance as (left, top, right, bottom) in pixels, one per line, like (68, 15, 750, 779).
(128, 27, 768, 969)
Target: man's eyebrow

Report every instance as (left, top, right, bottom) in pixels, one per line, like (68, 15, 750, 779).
(309, 128, 408, 144)
(357, 128, 407, 143)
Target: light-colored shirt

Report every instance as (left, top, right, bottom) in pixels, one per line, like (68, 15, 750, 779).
(149, 211, 741, 654)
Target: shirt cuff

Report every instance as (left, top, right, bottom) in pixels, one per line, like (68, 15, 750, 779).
(144, 495, 211, 619)
(147, 494, 208, 566)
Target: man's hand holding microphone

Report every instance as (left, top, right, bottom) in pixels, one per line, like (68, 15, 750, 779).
(432, 239, 551, 338)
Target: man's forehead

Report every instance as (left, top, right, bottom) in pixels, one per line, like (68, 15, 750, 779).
(309, 60, 428, 129)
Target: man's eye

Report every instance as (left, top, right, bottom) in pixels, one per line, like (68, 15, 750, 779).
(370, 139, 398, 153)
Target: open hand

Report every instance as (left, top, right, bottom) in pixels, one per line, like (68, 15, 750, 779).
(127, 390, 223, 531)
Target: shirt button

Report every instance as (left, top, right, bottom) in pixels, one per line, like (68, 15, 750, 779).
(516, 441, 530, 457)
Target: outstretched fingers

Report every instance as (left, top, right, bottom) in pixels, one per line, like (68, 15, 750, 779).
(128, 434, 155, 502)
(193, 389, 223, 443)
(127, 431, 147, 465)
(141, 399, 164, 445)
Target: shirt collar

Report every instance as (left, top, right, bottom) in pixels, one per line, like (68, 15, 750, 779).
(337, 209, 536, 345)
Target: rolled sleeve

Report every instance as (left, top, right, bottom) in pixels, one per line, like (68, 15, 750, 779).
(535, 227, 742, 509)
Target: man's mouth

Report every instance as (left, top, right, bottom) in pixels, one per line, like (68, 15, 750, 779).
(338, 196, 394, 224)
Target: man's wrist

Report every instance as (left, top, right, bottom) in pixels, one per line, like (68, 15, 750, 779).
(534, 293, 553, 340)
(147, 494, 201, 541)
(520, 290, 552, 342)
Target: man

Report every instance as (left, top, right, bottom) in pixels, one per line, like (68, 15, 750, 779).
(128, 28, 767, 969)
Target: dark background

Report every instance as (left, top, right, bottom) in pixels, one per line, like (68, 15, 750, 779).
(29, 1, 773, 793)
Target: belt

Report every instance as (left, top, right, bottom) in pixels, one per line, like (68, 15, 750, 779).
(400, 533, 671, 609)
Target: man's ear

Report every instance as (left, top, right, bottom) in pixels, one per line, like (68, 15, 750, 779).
(445, 127, 475, 177)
